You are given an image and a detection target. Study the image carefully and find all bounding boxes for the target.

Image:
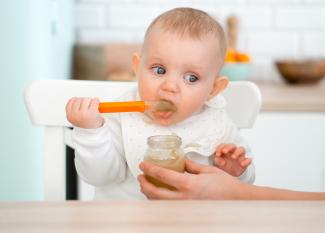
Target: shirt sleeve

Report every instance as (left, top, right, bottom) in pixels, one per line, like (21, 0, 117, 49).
(72, 113, 127, 186)
(221, 115, 256, 184)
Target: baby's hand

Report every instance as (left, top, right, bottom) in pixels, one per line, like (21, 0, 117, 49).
(66, 97, 104, 129)
(214, 143, 252, 177)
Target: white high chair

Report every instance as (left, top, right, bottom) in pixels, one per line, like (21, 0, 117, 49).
(24, 80, 261, 201)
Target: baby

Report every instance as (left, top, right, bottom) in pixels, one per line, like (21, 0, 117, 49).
(66, 7, 255, 200)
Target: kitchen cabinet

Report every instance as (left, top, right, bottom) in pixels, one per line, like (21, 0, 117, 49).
(242, 112, 325, 192)
(242, 80, 325, 192)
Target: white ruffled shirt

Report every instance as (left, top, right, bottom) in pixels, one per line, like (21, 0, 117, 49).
(72, 87, 255, 200)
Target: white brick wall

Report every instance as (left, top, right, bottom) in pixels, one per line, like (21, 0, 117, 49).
(75, 0, 325, 81)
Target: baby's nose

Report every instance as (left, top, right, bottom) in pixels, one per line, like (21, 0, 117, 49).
(160, 76, 180, 94)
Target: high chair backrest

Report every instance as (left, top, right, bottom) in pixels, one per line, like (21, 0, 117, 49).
(24, 80, 261, 200)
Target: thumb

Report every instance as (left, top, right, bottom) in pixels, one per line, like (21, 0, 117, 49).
(185, 159, 220, 174)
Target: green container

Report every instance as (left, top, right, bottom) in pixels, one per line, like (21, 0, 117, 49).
(220, 63, 251, 81)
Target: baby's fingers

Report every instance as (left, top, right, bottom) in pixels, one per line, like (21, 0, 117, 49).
(72, 97, 82, 113)
(66, 97, 75, 114)
(214, 157, 226, 166)
(222, 144, 236, 155)
(80, 98, 92, 111)
(240, 157, 252, 168)
(231, 147, 245, 159)
(89, 98, 100, 111)
(216, 143, 226, 157)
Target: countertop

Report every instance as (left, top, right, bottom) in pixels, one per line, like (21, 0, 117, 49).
(1, 201, 325, 233)
(254, 79, 325, 112)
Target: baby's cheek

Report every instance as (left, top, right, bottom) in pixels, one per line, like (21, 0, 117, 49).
(139, 88, 155, 101)
(186, 100, 205, 115)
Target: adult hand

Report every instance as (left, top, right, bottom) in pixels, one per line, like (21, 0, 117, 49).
(138, 159, 247, 200)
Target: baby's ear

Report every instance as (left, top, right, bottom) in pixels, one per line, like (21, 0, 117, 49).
(208, 76, 229, 99)
(132, 53, 141, 74)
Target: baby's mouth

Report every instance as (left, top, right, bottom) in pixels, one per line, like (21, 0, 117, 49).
(152, 99, 177, 119)
(154, 99, 177, 112)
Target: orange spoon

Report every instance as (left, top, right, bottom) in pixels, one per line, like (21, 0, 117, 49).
(98, 101, 149, 113)
(98, 100, 176, 113)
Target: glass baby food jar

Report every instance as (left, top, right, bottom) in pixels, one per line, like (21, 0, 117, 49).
(144, 135, 185, 190)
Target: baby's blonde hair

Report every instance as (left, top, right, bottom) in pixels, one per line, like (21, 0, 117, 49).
(143, 7, 226, 67)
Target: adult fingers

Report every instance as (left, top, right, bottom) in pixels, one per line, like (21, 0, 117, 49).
(139, 161, 188, 190)
(185, 159, 219, 174)
(137, 175, 182, 200)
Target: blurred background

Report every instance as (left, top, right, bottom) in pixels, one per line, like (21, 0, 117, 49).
(74, 0, 325, 82)
(1, 0, 325, 201)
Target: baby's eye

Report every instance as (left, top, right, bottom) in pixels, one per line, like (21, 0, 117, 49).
(152, 66, 166, 75)
(184, 74, 199, 83)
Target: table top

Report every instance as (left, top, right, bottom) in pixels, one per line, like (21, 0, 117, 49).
(1, 201, 325, 233)
(254, 80, 325, 112)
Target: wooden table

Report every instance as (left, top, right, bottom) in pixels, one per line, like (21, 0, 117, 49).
(1, 201, 325, 233)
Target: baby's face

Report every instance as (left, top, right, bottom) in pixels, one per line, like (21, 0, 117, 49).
(133, 27, 226, 126)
